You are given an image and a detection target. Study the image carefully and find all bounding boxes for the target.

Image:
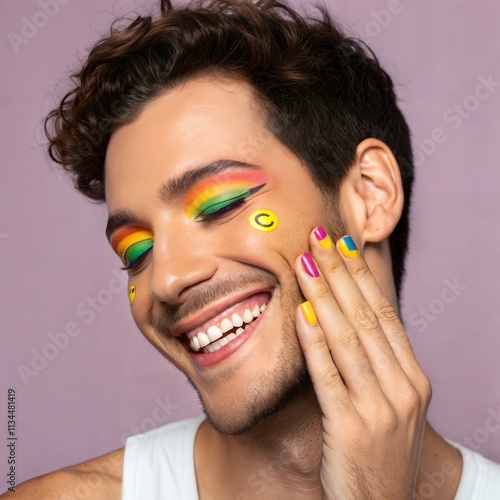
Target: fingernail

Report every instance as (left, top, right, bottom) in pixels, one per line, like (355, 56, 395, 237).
(337, 236, 359, 259)
(301, 252, 320, 278)
(313, 226, 333, 250)
(301, 301, 317, 326)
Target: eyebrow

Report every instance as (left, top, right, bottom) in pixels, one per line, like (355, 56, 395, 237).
(158, 159, 259, 203)
(105, 209, 137, 242)
(105, 159, 259, 241)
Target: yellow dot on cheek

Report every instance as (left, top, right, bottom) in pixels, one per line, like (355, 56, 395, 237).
(249, 210, 278, 232)
(129, 285, 136, 305)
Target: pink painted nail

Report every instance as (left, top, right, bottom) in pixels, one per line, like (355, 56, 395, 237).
(313, 226, 333, 250)
(301, 253, 320, 278)
(314, 226, 328, 240)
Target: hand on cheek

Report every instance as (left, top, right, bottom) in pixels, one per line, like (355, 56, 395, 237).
(294, 227, 432, 499)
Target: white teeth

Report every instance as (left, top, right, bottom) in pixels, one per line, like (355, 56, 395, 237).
(243, 309, 254, 323)
(220, 318, 233, 333)
(207, 325, 223, 342)
(231, 313, 243, 327)
(197, 332, 210, 348)
(204, 335, 229, 353)
(189, 336, 201, 352)
(189, 301, 269, 352)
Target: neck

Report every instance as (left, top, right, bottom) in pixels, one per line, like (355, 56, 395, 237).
(417, 422, 463, 498)
(196, 380, 324, 499)
(195, 386, 463, 500)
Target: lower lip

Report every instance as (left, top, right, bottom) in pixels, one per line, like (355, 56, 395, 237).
(184, 303, 268, 369)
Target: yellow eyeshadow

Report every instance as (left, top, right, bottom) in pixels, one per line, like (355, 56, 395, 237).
(116, 230, 154, 260)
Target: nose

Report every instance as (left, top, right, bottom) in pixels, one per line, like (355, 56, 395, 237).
(150, 228, 218, 304)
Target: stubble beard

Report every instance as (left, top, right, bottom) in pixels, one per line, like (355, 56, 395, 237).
(188, 276, 312, 436)
(173, 199, 346, 435)
(190, 213, 347, 436)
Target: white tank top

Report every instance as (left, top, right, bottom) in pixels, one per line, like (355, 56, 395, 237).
(446, 440, 500, 499)
(121, 416, 500, 499)
(122, 415, 205, 500)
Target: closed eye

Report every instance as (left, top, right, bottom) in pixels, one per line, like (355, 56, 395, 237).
(121, 239, 154, 272)
(197, 184, 265, 222)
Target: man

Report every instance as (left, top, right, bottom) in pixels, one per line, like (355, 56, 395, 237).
(4, 0, 499, 498)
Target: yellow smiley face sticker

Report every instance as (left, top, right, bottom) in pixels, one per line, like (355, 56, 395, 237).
(249, 210, 278, 232)
(128, 285, 136, 305)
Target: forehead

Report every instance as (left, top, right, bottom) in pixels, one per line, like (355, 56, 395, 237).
(104, 75, 271, 209)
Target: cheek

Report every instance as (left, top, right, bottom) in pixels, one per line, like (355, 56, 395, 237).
(126, 271, 153, 329)
(209, 207, 312, 268)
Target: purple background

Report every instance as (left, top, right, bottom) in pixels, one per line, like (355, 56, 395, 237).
(1, 0, 499, 485)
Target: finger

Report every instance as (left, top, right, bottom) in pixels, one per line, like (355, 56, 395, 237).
(295, 251, 383, 401)
(334, 235, 423, 381)
(295, 301, 356, 419)
(309, 228, 408, 388)
(309, 231, 431, 424)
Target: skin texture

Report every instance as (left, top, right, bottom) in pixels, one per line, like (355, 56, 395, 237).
(2, 74, 464, 499)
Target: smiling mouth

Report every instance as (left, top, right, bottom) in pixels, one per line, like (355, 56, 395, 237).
(185, 293, 271, 354)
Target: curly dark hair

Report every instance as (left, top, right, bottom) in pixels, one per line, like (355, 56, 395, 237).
(44, 0, 414, 296)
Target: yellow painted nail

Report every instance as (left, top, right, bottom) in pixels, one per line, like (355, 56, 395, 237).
(337, 236, 359, 259)
(313, 226, 333, 250)
(300, 301, 317, 326)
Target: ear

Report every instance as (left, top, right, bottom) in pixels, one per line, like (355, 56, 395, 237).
(340, 138, 404, 245)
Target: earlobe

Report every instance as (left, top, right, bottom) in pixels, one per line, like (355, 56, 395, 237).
(355, 138, 404, 243)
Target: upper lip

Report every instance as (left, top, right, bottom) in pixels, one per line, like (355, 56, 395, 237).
(171, 287, 273, 338)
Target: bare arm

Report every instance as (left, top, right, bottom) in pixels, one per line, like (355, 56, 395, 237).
(0, 448, 124, 500)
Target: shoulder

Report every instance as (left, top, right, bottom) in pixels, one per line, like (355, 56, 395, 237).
(0, 448, 124, 499)
(123, 415, 206, 458)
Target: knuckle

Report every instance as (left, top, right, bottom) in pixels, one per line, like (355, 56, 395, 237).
(352, 364, 376, 390)
(373, 300, 400, 324)
(385, 414, 399, 433)
(376, 404, 398, 432)
(351, 304, 379, 332)
(323, 258, 345, 279)
(374, 350, 394, 370)
(418, 373, 433, 404)
(352, 263, 372, 282)
(305, 330, 328, 351)
(337, 326, 362, 352)
(313, 282, 332, 301)
(320, 364, 342, 389)
(390, 338, 411, 356)
(405, 388, 421, 412)
(405, 370, 433, 408)
(399, 383, 422, 415)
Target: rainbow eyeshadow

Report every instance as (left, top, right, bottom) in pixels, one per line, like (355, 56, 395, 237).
(110, 228, 154, 266)
(184, 171, 270, 219)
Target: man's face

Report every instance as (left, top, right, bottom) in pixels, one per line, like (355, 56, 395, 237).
(105, 75, 346, 434)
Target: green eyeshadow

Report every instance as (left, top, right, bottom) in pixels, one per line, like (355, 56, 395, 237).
(124, 239, 154, 265)
(194, 189, 251, 218)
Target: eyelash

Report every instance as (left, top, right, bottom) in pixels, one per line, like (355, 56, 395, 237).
(119, 184, 266, 270)
(197, 197, 247, 222)
(196, 184, 265, 222)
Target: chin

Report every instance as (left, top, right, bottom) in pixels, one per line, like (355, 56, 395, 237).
(194, 343, 310, 435)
